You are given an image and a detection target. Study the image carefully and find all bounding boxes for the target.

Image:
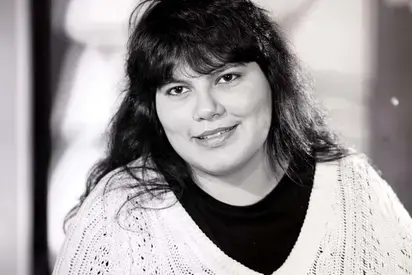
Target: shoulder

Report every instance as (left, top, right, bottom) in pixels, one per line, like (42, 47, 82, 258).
(333, 153, 399, 206)
(339, 153, 401, 207)
(318, 152, 385, 186)
(337, 154, 412, 271)
(337, 153, 412, 235)
(339, 152, 379, 177)
(52, 170, 129, 274)
(73, 158, 162, 223)
(52, 162, 157, 275)
(316, 153, 411, 227)
(72, 165, 139, 224)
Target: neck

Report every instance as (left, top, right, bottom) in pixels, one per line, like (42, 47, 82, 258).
(192, 149, 289, 206)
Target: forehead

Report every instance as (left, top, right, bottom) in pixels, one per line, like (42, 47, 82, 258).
(172, 63, 200, 79)
(171, 62, 246, 79)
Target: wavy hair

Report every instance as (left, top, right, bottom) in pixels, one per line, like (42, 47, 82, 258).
(65, 0, 350, 227)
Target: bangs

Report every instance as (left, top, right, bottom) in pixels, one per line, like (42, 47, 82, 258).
(132, 0, 264, 90)
(153, 41, 259, 87)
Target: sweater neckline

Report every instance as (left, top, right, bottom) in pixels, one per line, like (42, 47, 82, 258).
(183, 154, 314, 219)
(162, 159, 340, 274)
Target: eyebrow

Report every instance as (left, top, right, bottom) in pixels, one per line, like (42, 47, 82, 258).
(209, 62, 245, 76)
(161, 77, 191, 88)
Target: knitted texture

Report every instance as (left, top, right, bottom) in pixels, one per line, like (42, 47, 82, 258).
(52, 155, 412, 275)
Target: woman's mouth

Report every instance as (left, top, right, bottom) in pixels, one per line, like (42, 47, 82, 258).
(194, 124, 238, 148)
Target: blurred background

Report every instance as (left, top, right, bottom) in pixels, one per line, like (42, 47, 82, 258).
(1, 0, 411, 274)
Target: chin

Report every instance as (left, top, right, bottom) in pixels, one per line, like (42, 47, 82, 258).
(193, 156, 245, 177)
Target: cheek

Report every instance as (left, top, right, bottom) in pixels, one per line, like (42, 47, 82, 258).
(226, 83, 272, 120)
(156, 98, 189, 136)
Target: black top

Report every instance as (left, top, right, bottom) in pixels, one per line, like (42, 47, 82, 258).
(178, 155, 316, 274)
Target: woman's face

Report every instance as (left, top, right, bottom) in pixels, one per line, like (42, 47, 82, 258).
(155, 62, 272, 176)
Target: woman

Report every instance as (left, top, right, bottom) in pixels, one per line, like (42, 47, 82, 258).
(52, 0, 412, 274)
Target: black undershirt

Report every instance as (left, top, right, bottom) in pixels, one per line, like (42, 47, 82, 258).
(178, 155, 316, 274)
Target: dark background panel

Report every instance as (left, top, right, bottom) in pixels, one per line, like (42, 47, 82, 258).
(370, 1, 412, 213)
(31, 0, 52, 274)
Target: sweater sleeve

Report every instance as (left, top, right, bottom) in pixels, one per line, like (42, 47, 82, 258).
(363, 158, 412, 235)
(360, 157, 412, 270)
(52, 172, 135, 275)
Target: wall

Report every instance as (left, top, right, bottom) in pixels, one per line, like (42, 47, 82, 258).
(0, 0, 32, 274)
(0, 0, 18, 274)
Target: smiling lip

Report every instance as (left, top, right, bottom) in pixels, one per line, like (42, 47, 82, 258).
(194, 125, 238, 139)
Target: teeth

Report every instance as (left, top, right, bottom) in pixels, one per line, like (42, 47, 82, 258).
(199, 128, 231, 140)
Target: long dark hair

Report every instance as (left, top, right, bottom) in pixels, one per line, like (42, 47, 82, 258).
(65, 0, 350, 227)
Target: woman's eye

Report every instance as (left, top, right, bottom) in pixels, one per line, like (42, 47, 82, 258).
(217, 73, 240, 84)
(166, 86, 188, 96)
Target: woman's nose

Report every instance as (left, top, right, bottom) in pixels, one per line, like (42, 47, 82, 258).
(193, 91, 225, 121)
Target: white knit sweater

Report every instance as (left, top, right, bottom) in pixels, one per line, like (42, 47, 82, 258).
(52, 155, 412, 274)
